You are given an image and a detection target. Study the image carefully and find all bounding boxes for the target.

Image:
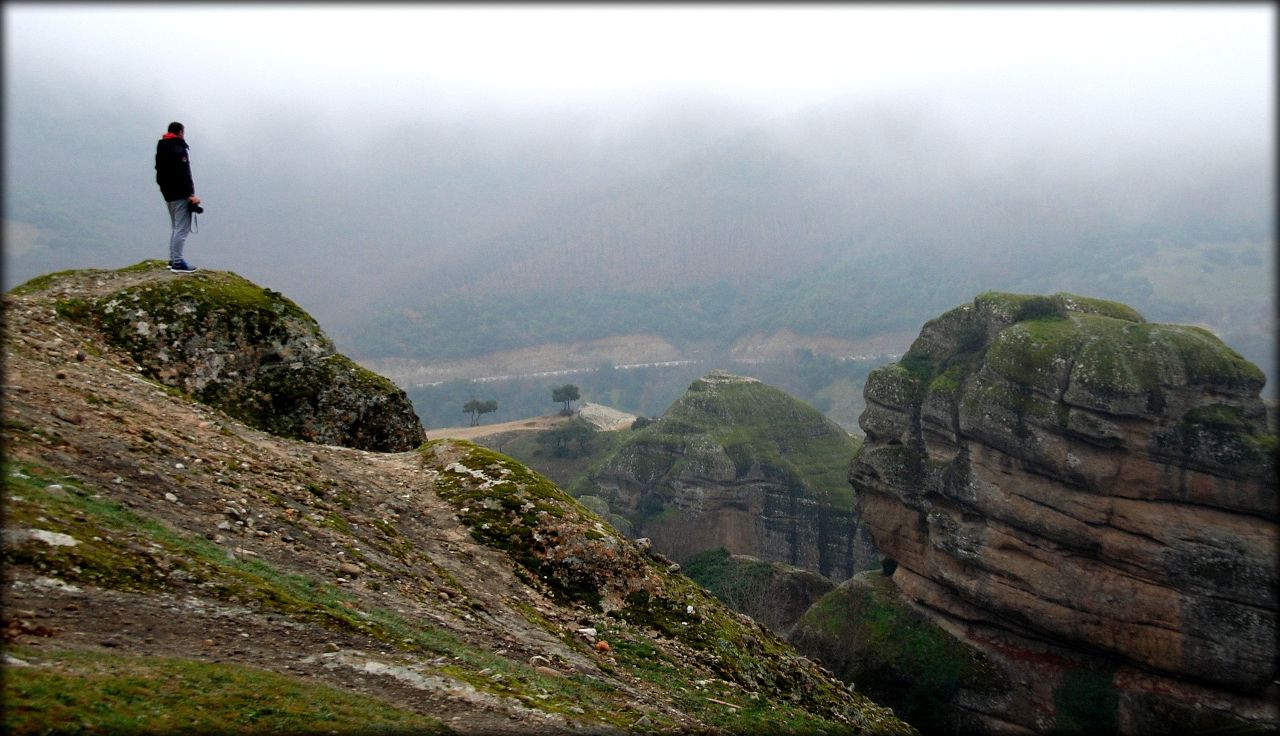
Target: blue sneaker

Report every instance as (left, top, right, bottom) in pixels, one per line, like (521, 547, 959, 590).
(169, 260, 198, 273)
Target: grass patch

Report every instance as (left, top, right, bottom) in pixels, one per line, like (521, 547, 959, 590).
(2, 646, 454, 735)
(7, 267, 102, 296)
(791, 573, 1006, 734)
(3, 461, 484, 655)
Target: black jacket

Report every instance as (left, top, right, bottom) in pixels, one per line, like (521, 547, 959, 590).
(155, 135, 194, 201)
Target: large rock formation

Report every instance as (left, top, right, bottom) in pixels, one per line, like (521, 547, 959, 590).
(19, 261, 423, 451)
(849, 292, 1277, 733)
(589, 371, 878, 580)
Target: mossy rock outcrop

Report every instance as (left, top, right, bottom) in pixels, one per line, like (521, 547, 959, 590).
(28, 261, 422, 451)
(589, 371, 877, 580)
(849, 291, 1278, 733)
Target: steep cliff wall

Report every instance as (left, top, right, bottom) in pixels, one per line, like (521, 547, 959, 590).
(590, 371, 878, 580)
(24, 262, 423, 451)
(848, 291, 1277, 733)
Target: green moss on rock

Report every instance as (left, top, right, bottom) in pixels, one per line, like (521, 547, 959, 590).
(50, 262, 422, 451)
(422, 440, 629, 608)
(597, 371, 858, 511)
(866, 291, 1269, 454)
(790, 572, 1008, 734)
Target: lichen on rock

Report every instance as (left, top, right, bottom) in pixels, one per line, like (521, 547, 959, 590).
(38, 261, 423, 452)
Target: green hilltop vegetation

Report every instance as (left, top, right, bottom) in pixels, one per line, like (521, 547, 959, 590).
(482, 373, 863, 516)
(889, 291, 1268, 431)
(589, 372, 859, 511)
(569, 372, 878, 584)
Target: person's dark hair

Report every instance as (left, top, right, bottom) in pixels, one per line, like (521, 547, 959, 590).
(167, 122, 184, 135)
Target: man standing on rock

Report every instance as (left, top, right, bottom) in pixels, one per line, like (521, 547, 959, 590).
(155, 122, 202, 273)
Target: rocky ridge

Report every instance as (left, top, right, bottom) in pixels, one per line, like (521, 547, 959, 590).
(1, 263, 913, 735)
(848, 291, 1277, 733)
(28, 261, 424, 452)
(588, 371, 878, 580)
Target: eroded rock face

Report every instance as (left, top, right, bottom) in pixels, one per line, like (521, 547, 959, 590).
(591, 372, 878, 580)
(849, 292, 1277, 733)
(45, 263, 423, 451)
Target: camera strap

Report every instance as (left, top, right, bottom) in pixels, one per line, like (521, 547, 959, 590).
(190, 211, 199, 234)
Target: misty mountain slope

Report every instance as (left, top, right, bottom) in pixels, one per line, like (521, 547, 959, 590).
(334, 96, 1273, 393)
(2, 265, 914, 735)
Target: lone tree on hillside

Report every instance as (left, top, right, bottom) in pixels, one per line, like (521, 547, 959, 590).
(463, 399, 498, 426)
(552, 384, 580, 415)
(538, 417, 595, 457)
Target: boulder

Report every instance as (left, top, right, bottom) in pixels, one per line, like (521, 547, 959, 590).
(54, 262, 423, 451)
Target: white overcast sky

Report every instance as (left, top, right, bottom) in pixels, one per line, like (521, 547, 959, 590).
(4, 2, 1274, 137)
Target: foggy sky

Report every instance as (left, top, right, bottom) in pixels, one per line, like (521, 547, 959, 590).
(6, 4, 1271, 147)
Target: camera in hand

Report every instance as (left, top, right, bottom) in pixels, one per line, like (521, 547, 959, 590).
(189, 202, 204, 214)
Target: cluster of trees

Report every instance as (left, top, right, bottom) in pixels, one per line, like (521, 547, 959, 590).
(458, 384, 581, 427)
(537, 417, 595, 458)
(462, 399, 498, 426)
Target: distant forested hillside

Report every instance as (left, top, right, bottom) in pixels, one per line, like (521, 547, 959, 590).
(349, 236, 1273, 399)
(331, 96, 1272, 394)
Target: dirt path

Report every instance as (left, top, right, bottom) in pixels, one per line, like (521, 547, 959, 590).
(423, 414, 569, 442)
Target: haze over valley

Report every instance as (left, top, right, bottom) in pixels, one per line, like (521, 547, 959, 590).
(4, 5, 1273, 428)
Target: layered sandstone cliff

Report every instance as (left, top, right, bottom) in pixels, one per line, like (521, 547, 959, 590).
(849, 292, 1277, 733)
(590, 371, 878, 580)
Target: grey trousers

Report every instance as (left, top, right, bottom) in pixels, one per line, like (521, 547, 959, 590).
(166, 199, 192, 263)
